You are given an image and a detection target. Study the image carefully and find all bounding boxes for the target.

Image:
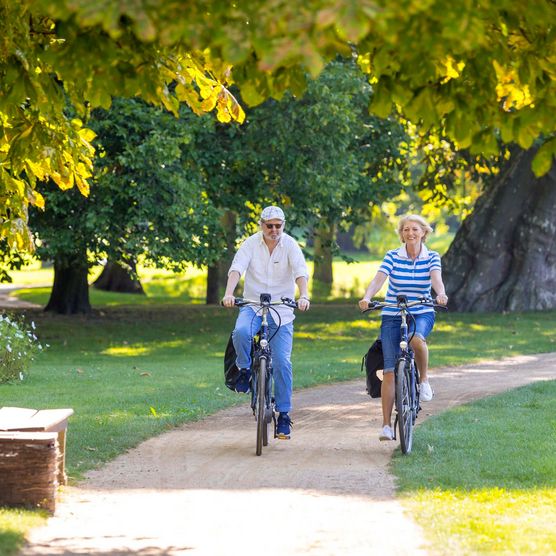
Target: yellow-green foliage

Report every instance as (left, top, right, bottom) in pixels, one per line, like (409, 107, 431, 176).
(0, 508, 46, 556)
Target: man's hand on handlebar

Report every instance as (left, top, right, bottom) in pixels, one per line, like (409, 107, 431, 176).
(297, 296, 310, 312)
(221, 295, 236, 308)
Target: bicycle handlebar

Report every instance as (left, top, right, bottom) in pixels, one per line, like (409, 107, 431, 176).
(363, 296, 448, 313)
(228, 296, 299, 309)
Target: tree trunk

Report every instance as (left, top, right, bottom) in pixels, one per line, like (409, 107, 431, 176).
(336, 224, 366, 252)
(206, 265, 220, 305)
(206, 210, 237, 304)
(442, 146, 556, 312)
(313, 218, 336, 297)
(93, 260, 145, 294)
(45, 258, 91, 314)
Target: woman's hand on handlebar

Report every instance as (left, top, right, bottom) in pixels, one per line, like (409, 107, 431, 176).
(436, 293, 448, 306)
(358, 298, 371, 311)
(221, 295, 236, 308)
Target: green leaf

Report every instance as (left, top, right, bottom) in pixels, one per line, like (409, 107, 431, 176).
(337, 3, 370, 42)
(517, 124, 536, 150)
(238, 80, 267, 107)
(532, 139, 556, 177)
(369, 81, 393, 118)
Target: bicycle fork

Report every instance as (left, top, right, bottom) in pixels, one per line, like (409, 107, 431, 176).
(255, 308, 276, 432)
(393, 312, 410, 440)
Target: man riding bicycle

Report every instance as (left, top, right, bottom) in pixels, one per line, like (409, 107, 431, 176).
(222, 206, 310, 439)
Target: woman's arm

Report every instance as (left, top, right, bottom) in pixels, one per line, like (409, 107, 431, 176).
(358, 271, 388, 310)
(431, 269, 448, 305)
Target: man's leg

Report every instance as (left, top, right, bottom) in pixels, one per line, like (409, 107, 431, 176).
(268, 319, 294, 413)
(232, 306, 260, 369)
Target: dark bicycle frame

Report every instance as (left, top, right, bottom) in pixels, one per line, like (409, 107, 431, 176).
(234, 293, 297, 456)
(363, 295, 446, 454)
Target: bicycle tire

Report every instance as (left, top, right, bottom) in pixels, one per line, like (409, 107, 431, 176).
(395, 358, 413, 454)
(411, 359, 420, 424)
(256, 357, 268, 456)
(263, 367, 273, 447)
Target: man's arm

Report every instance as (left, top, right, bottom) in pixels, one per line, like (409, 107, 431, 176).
(222, 270, 241, 307)
(295, 275, 310, 311)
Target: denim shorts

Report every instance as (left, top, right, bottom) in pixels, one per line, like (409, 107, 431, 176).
(380, 312, 435, 373)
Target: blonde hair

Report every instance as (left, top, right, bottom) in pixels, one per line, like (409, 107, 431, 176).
(397, 214, 433, 243)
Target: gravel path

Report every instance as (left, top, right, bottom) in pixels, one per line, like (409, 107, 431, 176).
(20, 353, 556, 556)
(0, 285, 41, 309)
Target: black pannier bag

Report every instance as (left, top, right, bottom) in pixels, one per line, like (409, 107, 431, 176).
(224, 332, 257, 391)
(362, 338, 384, 398)
(224, 333, 240, 391)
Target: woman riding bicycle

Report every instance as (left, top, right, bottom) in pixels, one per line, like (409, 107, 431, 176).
(358, 214, 448, 441)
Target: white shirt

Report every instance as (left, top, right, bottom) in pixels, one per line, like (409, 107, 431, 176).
(229, 232, 309, 324)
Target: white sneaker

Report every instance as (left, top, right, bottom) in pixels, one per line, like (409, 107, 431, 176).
(379, 425, 394, 441)
(420, 381, 434, 402)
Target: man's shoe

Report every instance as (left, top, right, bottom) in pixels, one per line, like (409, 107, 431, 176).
(420, 381, 434, 402)
(235, 368, 251, 393)
(276, 412, 292, 439)
(379, 425, 394, 441)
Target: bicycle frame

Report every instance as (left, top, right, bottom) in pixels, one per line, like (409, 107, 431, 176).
(363, 295, 443, 454)
(391, 299, 420, 452)
(250, 299, 273, 427)
(233, 293, 298, 455)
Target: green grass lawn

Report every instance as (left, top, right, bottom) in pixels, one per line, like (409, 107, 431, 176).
(0, 300, 555, 555)
(393, 381, 556, 555)
(14, 258, 384, 306)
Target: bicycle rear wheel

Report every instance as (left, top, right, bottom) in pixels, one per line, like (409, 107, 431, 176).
(395, 358, 413, 454)
(256, 357, 268, 456)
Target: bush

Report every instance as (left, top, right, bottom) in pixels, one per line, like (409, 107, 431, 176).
(0, 314, 44, 383)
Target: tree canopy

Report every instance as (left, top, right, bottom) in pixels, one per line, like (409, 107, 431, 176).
(2, 0, 556, 250)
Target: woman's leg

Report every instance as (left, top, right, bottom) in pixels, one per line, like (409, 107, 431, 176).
(380, 316, 401, 428)
(410, 336, 429, 382)
(409, 312, 435, 383)
(381, 373, 395, 428)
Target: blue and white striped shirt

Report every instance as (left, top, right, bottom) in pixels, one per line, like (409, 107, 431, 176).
(378, 244, 441, 315)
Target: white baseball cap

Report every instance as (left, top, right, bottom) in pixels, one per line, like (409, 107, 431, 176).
(260, 206, 285, 222)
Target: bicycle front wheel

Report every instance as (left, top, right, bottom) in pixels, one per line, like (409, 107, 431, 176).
(395, 358, 413, 454)
(411, 359, 420, 424)
(255, 357, 268, 456)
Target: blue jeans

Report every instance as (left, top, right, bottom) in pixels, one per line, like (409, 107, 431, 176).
(380, 312, 435, 373)
(232, 306, 294, 413)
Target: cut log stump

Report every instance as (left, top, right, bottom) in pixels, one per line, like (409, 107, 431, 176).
(0, 407, 74, 513)
(0, 432, 59, 513)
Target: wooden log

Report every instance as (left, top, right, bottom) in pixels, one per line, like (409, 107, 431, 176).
(0, 407, 74, 485)
(0, 432, 59, 513)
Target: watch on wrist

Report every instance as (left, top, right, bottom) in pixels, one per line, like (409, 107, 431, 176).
(299, 295, 310, 301)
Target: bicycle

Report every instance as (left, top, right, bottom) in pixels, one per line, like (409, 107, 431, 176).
(363, 295, 446, 454)
(232, 293, 298, 456)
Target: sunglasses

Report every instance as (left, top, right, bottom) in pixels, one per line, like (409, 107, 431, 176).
(264, 223, 283, 230)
